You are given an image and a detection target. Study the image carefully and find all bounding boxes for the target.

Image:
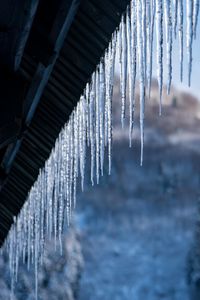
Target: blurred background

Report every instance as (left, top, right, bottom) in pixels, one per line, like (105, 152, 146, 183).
(76, 78, 200, 300)
(0, 74, 200, 300)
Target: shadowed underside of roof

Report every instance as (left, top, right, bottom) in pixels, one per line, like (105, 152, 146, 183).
(0, 0, 130, 246)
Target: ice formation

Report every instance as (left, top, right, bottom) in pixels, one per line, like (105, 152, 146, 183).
(2, 1, 199, 299)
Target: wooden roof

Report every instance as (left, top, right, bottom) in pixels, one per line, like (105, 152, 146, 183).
(0, 0, 129, 246)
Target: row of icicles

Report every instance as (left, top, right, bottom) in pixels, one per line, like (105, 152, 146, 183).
(1, 0, 199, 299)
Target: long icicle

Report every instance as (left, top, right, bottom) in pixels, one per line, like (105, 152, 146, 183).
(99, 61, 105, 176)
(120, 14, 127, 128)
(155, 0, 164, 115)
(193, 0, 199, 39)
(137, 0, 146, 166)
(173, 0, 178, 37)
(147, 0, 156, 98)
(129, 0, 137, 147)
(164, 0, 173, 94)
(178, 0, 184, 81)
(127, 4, 133, 147)
(186, 0, 194, 87)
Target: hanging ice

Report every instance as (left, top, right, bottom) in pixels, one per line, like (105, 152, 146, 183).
(178, 0, 184, 81)
(119, 14, 127, 128)
(146, 0, 155, 99)
(155, 0, 164, 114)
(186, 0, 193, 87)
(128, 0, 137, 147)
(164, 0, 173, 94)
(193, 0, 199, 39)
(1, 1, 199, 299)
(173, 0, 178, 37)
(99, 61, 105, 176)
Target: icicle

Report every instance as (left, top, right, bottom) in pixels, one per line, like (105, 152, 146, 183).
(119, 14, 127, 128)
(59, 133, 64, 243)
(127, 3, 133, 147)
(155, 0, 164, 114)
(57, 132, 65, 254)
(89, 73, 96, 185)
(110, 33, 117, 108)
(95, 70, 100, 184)
(79, 98, 86, 191)
(73, 111, 78, 209)
(46, 154, 54, 239)
(137, 0, 146, 166)
(60, 125, 68, 226)
(15, 217, 21, 282)
(105, 47, 112, 175)
(142, 0, 147, 85)
(147, 0, 155, 98)
(27, 199, 31, 270)
(66, 121, 71, 223)
(164, 0, 173, 94)
(107, 77, 112, 175)
(173, 0, 178, 37)
(178, 0, 183, 81)
(186, 0, 194, 87)
(69, 116, 74, 219)
(104, 74, 108, 149)
(34, 186, 40, 300)
(105, 33, 116, 174)
(9, 221, 16, 300)
(99, 61, 105, 176)
(68, 123, 73, 222)
(53, 145, 59, 249)
(85, 83, 90, 147)
(40, 170, 45, 262)
(22, 203, 28, 264)
(193, 0, 199, 39)
(130, 0, 137, 145)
